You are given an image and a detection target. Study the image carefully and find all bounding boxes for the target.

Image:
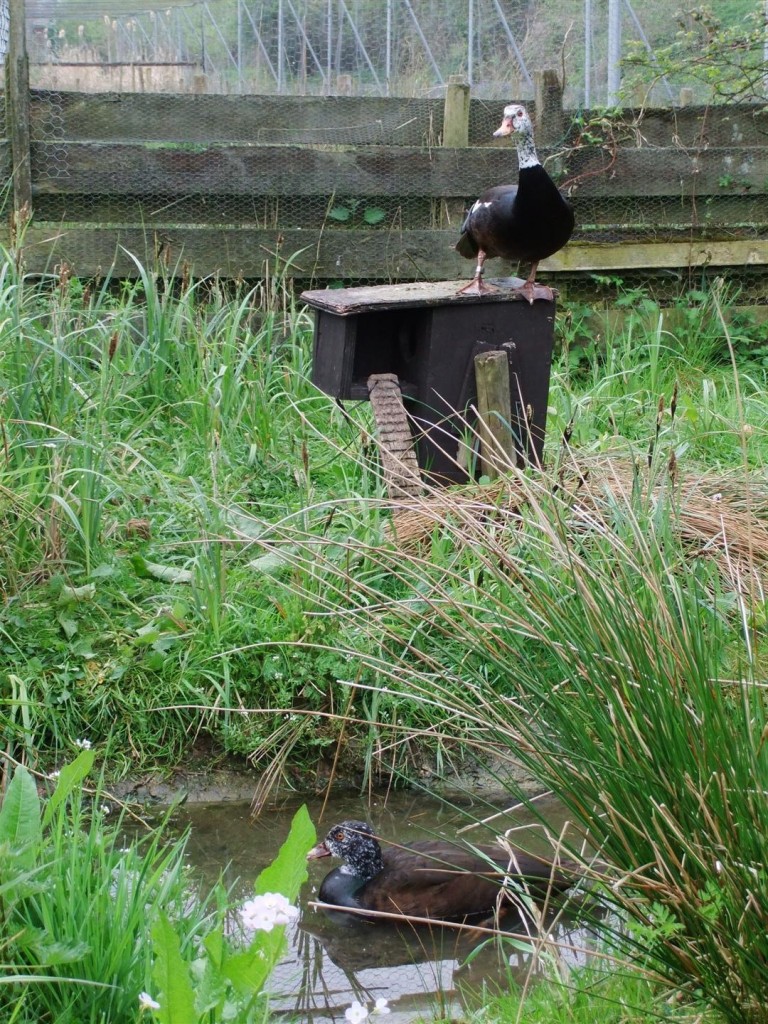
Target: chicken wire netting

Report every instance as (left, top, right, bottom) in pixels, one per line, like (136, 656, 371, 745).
(18, 0, 768, 299)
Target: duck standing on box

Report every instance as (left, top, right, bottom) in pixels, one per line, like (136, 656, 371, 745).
(456, 103, 574, 303)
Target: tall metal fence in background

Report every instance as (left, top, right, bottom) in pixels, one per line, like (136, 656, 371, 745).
(9, 0, 765, 106)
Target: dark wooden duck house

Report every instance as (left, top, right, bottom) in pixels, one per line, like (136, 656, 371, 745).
(302, 279, 556, 485)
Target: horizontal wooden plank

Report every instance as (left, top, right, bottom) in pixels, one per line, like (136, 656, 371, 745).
(592, 105, 768, 149)
(24, 91, 768, 149)
(28, 91, 448, 146)
(29, 140, 768, 199)
(548, 239, 768, 272)
(565, 146, 768, 196)
(29, 141, 515, 197)
(27, 190, 768, 238)
(17, 225, 768, 280)
(569, 194, 768, 230)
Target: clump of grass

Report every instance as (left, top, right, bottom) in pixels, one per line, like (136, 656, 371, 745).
(470, 959, 717, 1024)
(0, 750, 213, 1023)
(0, 254, 375, 774)
(0, 750, 314, 1024)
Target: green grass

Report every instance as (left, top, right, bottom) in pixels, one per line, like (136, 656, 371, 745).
(0, 260, 765, 778)
(0, 753, 215, 1023)
(0, 754, 314, 1024)
(0, 255, 379, 775)
(3, 255, 768, 1019)
(462, 962, 720, 1023)
(1, 257, 767, 790)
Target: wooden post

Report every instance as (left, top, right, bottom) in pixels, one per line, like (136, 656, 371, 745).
(474, 350, 515, 479)
(6, 0, 32, 224)
(533, 69, 566, 147)
(442, 74, 470, 148)
(442, 75, 470, 229)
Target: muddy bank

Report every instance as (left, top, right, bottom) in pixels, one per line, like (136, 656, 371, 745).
(109, 749, 543, 807)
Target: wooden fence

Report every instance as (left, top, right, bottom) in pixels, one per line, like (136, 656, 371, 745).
(2, 42, 768, 291)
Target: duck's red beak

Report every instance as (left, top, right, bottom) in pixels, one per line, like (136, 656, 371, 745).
(307, 841, 331, 860)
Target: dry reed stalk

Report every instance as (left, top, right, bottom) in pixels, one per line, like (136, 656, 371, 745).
(386, 454, 768, 588)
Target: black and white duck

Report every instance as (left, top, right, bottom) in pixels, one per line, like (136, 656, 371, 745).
(307, 819, 579, 924)
(456, 103, 574, 303)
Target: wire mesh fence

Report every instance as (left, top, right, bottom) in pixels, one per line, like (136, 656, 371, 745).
(2, 0, 765, 297)
(16, 84, 767, 301)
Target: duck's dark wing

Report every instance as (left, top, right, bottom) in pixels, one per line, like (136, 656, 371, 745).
(361, 840, 577, 922)
(456, 184, 519, 259)
(359, 842, 502, 920)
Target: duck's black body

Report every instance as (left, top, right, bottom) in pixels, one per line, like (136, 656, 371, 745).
(307, 820, 577, 924)
(456, 104, 574, 302)
(456, 170, 574, 273)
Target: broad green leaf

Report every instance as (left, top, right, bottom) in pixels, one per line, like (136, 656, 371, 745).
(57, 583, 97, 604)
(220, 947, 273, 995)
(188, 955, 224, 1015)
(222, 806, 317, 995)
(328, 206, 351, 222)
(42, 749, 96, 829)
(203, 929, 224, 970)
(248, 551, 290, 574)
(254, 803, 315, 902)
(363, 206, 386, 225)
(151, 912, 197, 1024)
(57, 614, 78, 639)
(89, 563, 116, 578)
(131, 556, 193, 585)
(29, 937, 91, 965)
(0, 766, 42, 867)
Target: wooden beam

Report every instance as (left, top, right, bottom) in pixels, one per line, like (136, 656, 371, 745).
(28, 140, 768, 199)
(547, 239, 768, 271)
(26, 92, 768, 148)
(15, 226, 768, 279)
(30, 93, 447, 146)
(6, 0, 31, 220)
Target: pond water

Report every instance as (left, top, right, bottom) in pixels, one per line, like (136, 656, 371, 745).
(170, 790, 593, 1023)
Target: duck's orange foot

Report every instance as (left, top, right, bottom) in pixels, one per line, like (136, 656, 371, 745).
(514, 281, 555, 305)
(456, 277, 500, 296)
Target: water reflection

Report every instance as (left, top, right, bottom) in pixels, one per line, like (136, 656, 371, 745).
(171, 791, 593, 1023)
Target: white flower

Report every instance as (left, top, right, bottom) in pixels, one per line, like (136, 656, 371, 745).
(49, 770, 61, 780)
(138, 991, 160, 1011)
(373, 997, 391, 1014)
(74, 738, 92, 750)
(345, 1000, 369, 1023)
(240, 892, 299, 933)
